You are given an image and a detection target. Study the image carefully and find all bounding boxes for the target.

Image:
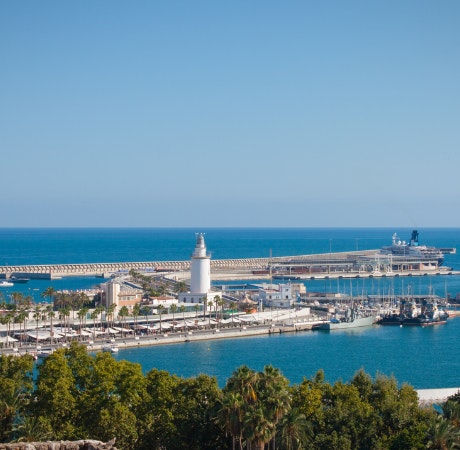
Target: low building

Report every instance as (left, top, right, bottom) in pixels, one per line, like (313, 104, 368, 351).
(257, 283, 299, 309)
(100, 279, 143, 313)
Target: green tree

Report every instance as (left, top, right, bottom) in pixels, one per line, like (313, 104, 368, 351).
(33, 349, 78, 439)
(170, 374, 224, 450)
(0, 354, 34, 441)
(138, 369, 179, 449)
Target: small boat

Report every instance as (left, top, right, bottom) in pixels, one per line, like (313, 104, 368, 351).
(10, 276, 30, 284)
(103, 344, 119, 353)
(0, 280, 14, 287)
(37, 348, 54, 358)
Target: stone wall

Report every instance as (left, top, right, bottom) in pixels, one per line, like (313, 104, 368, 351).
(0, 440, 117, 450)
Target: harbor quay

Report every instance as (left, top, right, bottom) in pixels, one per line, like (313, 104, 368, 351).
(0, 248, 458, 280)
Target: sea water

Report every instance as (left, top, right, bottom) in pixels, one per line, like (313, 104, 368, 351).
(1, 227, 459, 387)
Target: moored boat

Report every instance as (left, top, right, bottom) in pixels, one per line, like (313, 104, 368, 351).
(402, 299, 449, 326)
(315, 307, 377, 331)
(378, 297, 449, 326)
(378, 313, 406, 326)
(103, 344, 119, 353)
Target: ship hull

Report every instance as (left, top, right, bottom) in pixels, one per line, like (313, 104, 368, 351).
(317, 314, 376, 331)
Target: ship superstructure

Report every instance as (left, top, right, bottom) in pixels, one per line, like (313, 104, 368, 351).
(380, 230, 444, 266)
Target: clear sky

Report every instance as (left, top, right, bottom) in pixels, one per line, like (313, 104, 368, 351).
(1, 1, 459, 228)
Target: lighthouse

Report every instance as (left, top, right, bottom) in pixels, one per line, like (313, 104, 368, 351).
(190, 233, 211, 294)
(178, 233, 220, 309)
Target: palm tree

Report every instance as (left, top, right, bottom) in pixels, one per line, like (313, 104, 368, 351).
(106, 303, 117, 329)
(53, 292, 70, 310)
(45, 306, 55, 345)
(132, 303, 141, 333)
(15, 310, 28, 345)
(259, 365, 291, 450)
(1, 313, 14, 347)
(426, 414, 460, 449)
(179, 304, 186, 330)
(10, 292, 24, 309)
(218, 298, 225, 321)
(174, 281, 188, 293)
(41, 286, 56, 305)
(230, 302, 237, 325)
(157, 304, 165, 333)
(118, 305, 129, 336)
(207, 300, 214, 327)
(244, 406, 274, 450)
(193, 304, 200, 318)
(202, 296, 208, 319)
(13, 313, 23, 343)
(32, 306, 42, 350)
(276, 408, 310, 450)
(170, 304, 177, 323)
(214, 295, 220, 320)
(140, 306, 150, 328)
(90, 309, 99, 341)
(218, 392, 245, 450)
(77, 307, 89, 339)
(60, 305, 71, 341)
(223, 365, 291, 450)
(442, 399, 460, 428)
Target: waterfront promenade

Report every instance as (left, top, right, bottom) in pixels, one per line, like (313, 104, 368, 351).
(2, 318, 459, 406)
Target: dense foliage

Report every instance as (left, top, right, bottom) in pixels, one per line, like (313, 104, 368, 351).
(1, 343, 459, 449)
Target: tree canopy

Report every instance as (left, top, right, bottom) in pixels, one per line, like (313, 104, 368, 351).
(0, 345, 458, 449)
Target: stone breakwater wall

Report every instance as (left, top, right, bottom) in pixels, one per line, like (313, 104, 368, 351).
(0, 440, 117, 450)
(0, 250, 376, 279)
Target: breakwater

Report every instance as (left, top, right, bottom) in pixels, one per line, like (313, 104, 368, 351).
(1, 249, 456, 280)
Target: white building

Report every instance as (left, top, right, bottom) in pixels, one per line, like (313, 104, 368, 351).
(257, 283, 301, 309)
(179, 233, 221, 310)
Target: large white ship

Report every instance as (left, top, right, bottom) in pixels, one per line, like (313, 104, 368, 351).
(380, 230, 444, 265)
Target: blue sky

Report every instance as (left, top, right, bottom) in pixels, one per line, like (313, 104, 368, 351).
(1, 1, 459, 227)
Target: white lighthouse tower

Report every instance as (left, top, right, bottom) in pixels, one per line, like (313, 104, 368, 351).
(190, 233, 211, 294)
(178, 233, 220, 309)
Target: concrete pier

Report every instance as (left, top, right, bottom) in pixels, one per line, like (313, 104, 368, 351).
(0, 249, 457, 280)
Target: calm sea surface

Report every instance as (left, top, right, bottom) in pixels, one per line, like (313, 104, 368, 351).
(1, 227, 460, 388)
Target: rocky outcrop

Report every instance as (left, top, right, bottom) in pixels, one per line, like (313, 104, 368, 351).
(0, 440, 117, 450)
